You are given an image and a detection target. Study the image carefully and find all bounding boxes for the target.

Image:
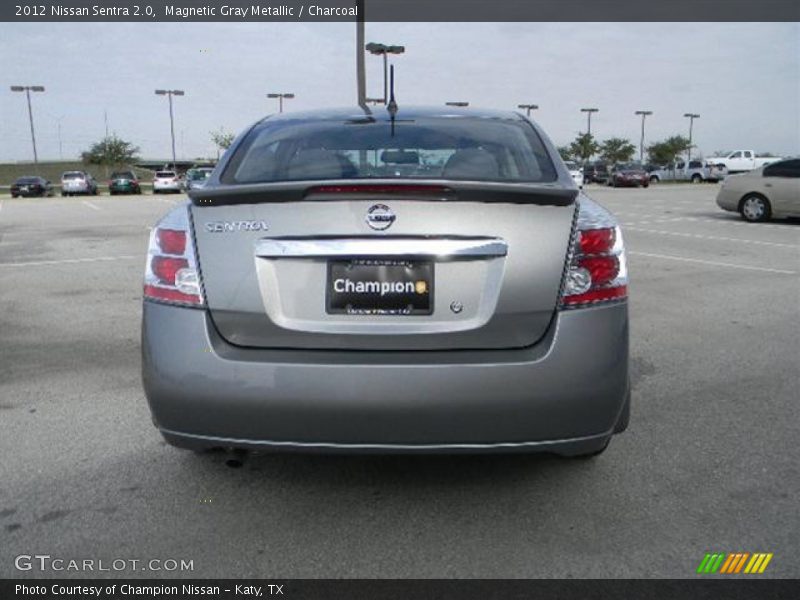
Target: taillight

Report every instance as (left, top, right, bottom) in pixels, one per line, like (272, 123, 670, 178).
(561, 199, 628, 308)
(144, 206, 204, 306)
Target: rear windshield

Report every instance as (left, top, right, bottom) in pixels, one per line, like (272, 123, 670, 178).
(222, 115, 558, 184)
(111, 172, 135, 179)
(62, 172, 84, 180)
(155, 171, 176, 178)
(16, 177, 40, 184)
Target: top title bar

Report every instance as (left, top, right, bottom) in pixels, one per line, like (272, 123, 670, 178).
(3, 0, 800, 22)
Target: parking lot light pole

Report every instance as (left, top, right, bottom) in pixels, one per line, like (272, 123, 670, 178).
(635, 110, 653, 163)
(580, 107, 599, 136)
(445, 101, 469, 107)
(365, 42, 405, 105)
(267, 93, 295, 113)
(155, 89, 184, 170)
(684, 113, 700, 162)
(10, 85, 45, 164)
(517, 104, 538, 117)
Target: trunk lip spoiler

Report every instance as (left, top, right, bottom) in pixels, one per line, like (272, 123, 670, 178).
(254, 236, 508, 259)
(189, 179, 577, 207)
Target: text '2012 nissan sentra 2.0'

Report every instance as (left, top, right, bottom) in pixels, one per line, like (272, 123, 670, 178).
(141, 106, 630, 458)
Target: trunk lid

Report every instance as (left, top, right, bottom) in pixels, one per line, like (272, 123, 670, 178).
(190, 182, 576, 351)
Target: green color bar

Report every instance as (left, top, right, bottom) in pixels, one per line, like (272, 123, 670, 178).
(710, 554, 726, 573)
(697, 554, 712, 574)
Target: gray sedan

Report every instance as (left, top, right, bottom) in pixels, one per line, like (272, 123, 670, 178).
(141, 106, 630, 458)
(716, 159, 800, 221)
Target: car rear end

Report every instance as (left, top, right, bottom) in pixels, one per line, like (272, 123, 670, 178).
(11, 177, 44, 197)
(109, 171, 140, 194)
(142, 108, 630, 456)
(153, 171, 182, 193)
(61, 171, 89, 195)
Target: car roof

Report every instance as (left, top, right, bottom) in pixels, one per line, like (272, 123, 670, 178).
(259, 105, 528, 125)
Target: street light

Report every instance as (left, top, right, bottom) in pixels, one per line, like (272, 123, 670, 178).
(635, 110, 653, 164)
(10, 85, 45, 164)
(445, 101, 469, 107)
(517, 104, 538, 117)
(580, 107, 599, 136)
(267, 93, 295, 113)
(365, 42, 405, 105)
(684, 113, 700, 162)
(154, 89, 184, 171)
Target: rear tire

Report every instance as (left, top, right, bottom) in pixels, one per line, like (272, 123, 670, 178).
(649, 175, 659, 183)
(691, 174, 702, 183)
(739, 194, 771, 222)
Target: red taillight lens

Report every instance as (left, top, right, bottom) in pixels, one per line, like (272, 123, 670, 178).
(579, 228, 615, 255)
(579, 256, 619, 286)
(562, 285, 628, 306)
(152, 256, 188, 284)
(156, 228, 187, 255)
(561, 202, 627, 309)
(144, 207, 204, 307)
(143, 285, 202, 304)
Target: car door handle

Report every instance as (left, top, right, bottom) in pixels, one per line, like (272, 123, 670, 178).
(255, 237, 508, 259)
(764, 183, 772, 188)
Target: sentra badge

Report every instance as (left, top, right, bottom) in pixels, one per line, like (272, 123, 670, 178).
(205, 221, 268, 233)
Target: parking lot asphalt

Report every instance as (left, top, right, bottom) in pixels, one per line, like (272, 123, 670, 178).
(0, 185, 798, 578)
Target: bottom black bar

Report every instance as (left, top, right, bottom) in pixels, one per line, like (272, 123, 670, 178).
(1, 579, 798, 600)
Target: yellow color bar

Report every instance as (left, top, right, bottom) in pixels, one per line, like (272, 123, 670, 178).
(744, 554, 761, 574)
(758, 553, 773, 573)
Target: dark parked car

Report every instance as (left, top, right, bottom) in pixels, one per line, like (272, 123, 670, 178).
(142, 106, 631, 459)
(608, 163, 650, 188)
(109, 171, 142, 195)
(583, 162, 609, 184)
(10, 176, 54, 198)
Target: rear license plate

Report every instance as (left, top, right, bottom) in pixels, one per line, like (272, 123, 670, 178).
(327, 259, 433, 316)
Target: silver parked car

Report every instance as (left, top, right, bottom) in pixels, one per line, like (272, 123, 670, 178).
(142, 107, 630, 457)
(716, 158, 800, 222)
(60, 171, 98, 196)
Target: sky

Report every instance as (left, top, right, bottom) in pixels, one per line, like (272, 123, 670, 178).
(1, 21, 798, 163)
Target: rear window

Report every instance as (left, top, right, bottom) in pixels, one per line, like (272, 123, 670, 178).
(222, 115, 558, 184)
(156, 171, 176, 178)
(111, 172, 135, 179)
(62, 172, 84, 180)
(16, 177, 40, 184)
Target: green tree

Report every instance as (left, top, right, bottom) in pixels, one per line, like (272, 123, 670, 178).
(569, 133, 600, 163)
(599, 137, 636, 165)
(81, 135, 140, 175)
(211, 127, 235, 157)
(647, 136, 692, 166)
(557, 146, 573, 161)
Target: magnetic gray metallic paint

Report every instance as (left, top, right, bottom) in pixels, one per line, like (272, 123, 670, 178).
(142, 300, 629, 454)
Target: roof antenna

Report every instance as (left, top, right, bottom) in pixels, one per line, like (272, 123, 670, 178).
(387, 64, 398, 136)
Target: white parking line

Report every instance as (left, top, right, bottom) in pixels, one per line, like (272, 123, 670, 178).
(0, 255, 137, 268)
(625, 227, 799, 249)
(82, 200, 101, 211)
(628, 251, 796, 275)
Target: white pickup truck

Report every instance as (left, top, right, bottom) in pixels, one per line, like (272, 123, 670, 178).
(707, 150, 782, 174)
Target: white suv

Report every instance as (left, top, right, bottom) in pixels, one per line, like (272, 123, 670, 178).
(152, 171, 182, 194)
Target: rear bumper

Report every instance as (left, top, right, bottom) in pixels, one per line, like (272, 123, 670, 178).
(142, 301, 629, 454)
